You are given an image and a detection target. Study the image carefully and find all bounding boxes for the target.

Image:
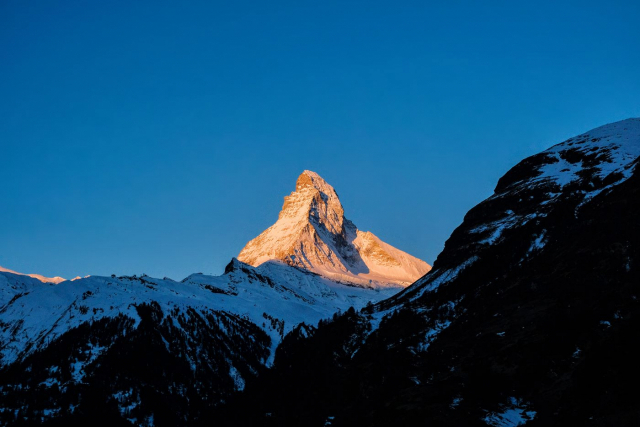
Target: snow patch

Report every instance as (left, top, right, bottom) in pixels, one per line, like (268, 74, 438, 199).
(229, 366, 245, 391)
(416, 320, 452, 352)
(450, 397, 463, 409)
(528, 232, 546, 253)
(410, 257, 478, 301)
(484, 397, 537, 426)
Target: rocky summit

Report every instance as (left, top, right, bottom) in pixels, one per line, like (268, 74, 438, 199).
(238, 170, 431, 288)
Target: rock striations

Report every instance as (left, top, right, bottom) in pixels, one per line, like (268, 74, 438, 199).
(238, 170, 431, 288)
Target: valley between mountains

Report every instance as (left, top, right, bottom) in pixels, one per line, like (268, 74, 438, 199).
(2, 118, 640, 426)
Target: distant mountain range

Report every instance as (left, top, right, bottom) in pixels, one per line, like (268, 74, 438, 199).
(2, 118, 640, 426)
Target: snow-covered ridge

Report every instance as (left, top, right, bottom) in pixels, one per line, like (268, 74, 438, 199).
(0, 265, 66, 284)
(238, 170, 431, 288)
(380, 118, 640, 313)
(536, 117, 640, 190)
(0, 259, 397, 368)
(461, 118, 640, 251)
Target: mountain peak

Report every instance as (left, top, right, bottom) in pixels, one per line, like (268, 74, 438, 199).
(279, 170, 344, 224)
(238, 171, 431, 287)
(295, 170, 328, 191)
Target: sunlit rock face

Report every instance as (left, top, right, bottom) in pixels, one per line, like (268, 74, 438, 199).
(238, 170, 431, 288)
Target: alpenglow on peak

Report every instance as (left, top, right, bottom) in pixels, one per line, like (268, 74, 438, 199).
(237, 170, 431, 288)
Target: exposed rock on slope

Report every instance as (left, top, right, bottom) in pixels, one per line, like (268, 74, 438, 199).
(238, 170, 431, 287)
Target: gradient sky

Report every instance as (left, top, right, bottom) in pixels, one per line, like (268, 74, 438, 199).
(2, 1, 639, 280)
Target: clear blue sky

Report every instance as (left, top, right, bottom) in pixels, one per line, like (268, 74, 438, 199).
(2, 1, 639, 280)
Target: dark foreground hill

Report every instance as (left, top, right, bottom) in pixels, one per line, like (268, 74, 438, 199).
(210, 118, 640, 426)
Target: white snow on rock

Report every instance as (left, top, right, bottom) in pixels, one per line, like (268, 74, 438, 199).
(229, 366, 245, 391)
(238, 170, 431, 288)
(523, 117, 640, 213)
(538, 118, 640, 189)
(70, 343, 108, 383)
(527, 232, 546, 253)
(484, 397, 537, 426)
(466, 118, 640, 251)
(408, 256, 478, 301)
(415, 319, 452, 352)
(0, 259, 397, 368)
(0, 265, 66, 284)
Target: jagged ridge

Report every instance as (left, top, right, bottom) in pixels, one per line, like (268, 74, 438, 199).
(238, 170, 431, 287)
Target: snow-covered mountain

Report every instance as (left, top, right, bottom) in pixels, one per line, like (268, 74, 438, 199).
(238, 170, 431, 287)
(0, 259, 396, 369)
(0, 258, 399, 424)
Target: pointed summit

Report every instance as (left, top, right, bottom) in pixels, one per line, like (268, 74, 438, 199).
(238, 171, 431, 288)
(295, 170, 329, 191)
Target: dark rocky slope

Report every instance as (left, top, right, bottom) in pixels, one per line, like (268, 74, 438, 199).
(212, 118, 640, 426)
(0, 303, 271, 426)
